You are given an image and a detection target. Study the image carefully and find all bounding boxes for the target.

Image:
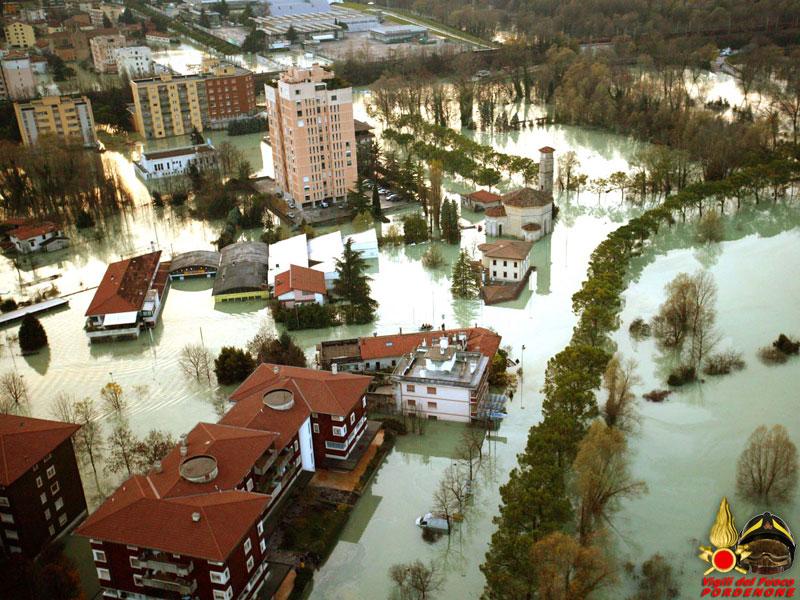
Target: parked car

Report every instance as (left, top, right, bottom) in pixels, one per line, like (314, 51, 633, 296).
(387, 194, 402, 202)
(378, 187, 389, 195)
(320, 201, 330, 209)
(415, 513, 450, 532)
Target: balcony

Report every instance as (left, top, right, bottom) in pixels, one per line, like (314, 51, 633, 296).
(135, 553, 194, 577)
(141, 572, 197, 595)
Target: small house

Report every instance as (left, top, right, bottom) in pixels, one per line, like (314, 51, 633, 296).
(8, 222, 69, 254)
(478, 239, 532, 283)
(461, 190, 502, 212)
(273, 264, 327, 308)
(134, 143, 218, 181)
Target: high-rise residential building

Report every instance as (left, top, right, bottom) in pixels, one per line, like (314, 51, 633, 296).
(265, 64, 358, 209)
(113, 45, 153, 78)
(0, 52, 35, 100)
(0, 414, 88, 558)
(130, 64, 256, 139)
(4, 22, 36, 48)
(89, 33, 126, 74)
(14, 95, 98, 147)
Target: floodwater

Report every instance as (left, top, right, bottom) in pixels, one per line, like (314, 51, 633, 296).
(611, 204, 800, 596)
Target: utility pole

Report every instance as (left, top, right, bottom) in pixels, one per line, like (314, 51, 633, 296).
(519, 344, 525, 410)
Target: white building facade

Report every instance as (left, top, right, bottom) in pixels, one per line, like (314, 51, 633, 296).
(113, 46, 153, 77)
(134, 143, 218, 180)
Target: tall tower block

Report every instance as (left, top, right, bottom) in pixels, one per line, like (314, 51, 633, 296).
(539, 146, 555, 196)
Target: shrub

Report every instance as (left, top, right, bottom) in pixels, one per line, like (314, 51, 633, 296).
(18, 315, 47, 353)
(773, 333, 800, 355)
(151, 190, 164, 207)
(696, 211, 724, 243)
(421, 245, 444, 268)
(380, 418, 407, 435)
(170, 191, 188, 206)
(381, 223, 403, 246)
(628, 317, 651, 340)
(667, 365, 696, 386)
(75, 208, 96, 228)
(703, 350, 745, 376)
(271, 301, 338, 330)
(402, 212, 428, 244)
(213, 346, 255, 385)
(0, 298, 17, 313)
(758, 346, 789, 364)
(643, 389, 672, 402)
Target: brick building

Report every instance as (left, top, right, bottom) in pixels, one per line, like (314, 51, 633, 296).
(0, 415, 87, 558)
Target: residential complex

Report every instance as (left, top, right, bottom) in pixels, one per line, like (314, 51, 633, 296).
(0, 414, 88, 558)
(78, 364, 372, 600)
(89, 33, 127, 74)
(265, 64, 358, 208)
(317, 326, 502, 373)
(130, 64, 256, 139)
(4, 21, 36, 48)
(84, 251, 169, 341)
(0, 52, 35, 100)
(391, 335, 492, 422)
(14, 95, 98, 147)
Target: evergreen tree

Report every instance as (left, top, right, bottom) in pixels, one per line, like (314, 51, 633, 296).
(402, 212, 428, 244)
(442, 199, 461, 243)
(214, 346, 256, 385)
(18, 315, 47, 353)
(347, 178, 370, 214)
(333, 239, 378, 324)
(451, 250, 480, 299)
(371, 184, 382, 217)
(286, 25, 299, 43)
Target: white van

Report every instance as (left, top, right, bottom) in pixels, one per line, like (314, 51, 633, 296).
(415, 513, 450, 532)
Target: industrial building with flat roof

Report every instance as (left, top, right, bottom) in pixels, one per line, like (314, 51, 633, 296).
(212, 242, 269, 302)
(369, 24, 428, 44)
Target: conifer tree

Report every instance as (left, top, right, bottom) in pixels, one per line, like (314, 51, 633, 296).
(451, 250, 480, 299)
(334, 239, 378, 323)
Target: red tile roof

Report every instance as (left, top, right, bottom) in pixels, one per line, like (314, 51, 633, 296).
(467, 190, 502, 205)
(484, 206, 506, 217)
(274, 265, 327, 297)
(359, 327, 501, 360)
(148, 423, 278, 500)
(522, 222, 542, 231)
(9, 221, 60, 240)
(502, 187, 552, 208)
(85, 251, 161, 317)
(221, 365, 371, 447)
(0, 415, 79, 486)
(76, 476, 268, 561)
(539, 146, 555, 153)
(478, 239, 533, 260)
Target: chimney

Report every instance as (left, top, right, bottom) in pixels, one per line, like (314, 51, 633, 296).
(331, 363, 338, 375)
(153, 460, 162, 473)
(539, 146, 555, 196)
(179, 434, 188, 457)
(192, 512, 201, 523)
(273, 365, 279, 374)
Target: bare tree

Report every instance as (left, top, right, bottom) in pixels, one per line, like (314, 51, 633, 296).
(105, 423, 138, 477)
(432, 476, 458, 529)
(736, 425, 798, 503)
(442, 464, 471, 516)
(601, 355, 640, 431)
(73, 397, 104, 491)
(573, 420, 647, 543)
(50, 392, 77, 423)
(0, 371, 29, 415)
(134, 429, 176, 473)
(100, 382, 126, 416)
(455, 425, 485, 481)
(389, 560, 444, 600)
(179, 343, 212, 383)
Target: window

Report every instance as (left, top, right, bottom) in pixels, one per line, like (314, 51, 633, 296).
(246, 556, 254, 572)
(210, 567, 230, 584)
(46, 465, 56, 479)
(513, 261, 518, 267)
(293, 440, 299, 452)
(312, 423, 319, 434)
(260, 539, 267, 553)
(492, 259, 496, 265)
(44, 508, 51, 520)
(0, 513, 12, 524)
(503, 260, 507, 267)
(407, 399, 416, 407)
(362, 397, 366, 408)
(6, 530, 18, 540)
(50, 482, 59, 495)
(129, 556, 140, 568)
(503, 272, 507, 278)
(257, 520, 264, 536)
(58, 514, 67, 526)
(54, 497, 64, 511)
(134, 574, 143, 587)
(406, 384, 415, 392)
(325, 440, 346, 451)
(427, 401, 438, 409)
(48, 525, 55, 536)
(244, 537, 252, 554)
(92, 549, 107, 562)
(350, 413, 355, 425)
(332, 425, 347, 437)
(40, 493, 47, 505)
(96, 568, 110, 581)
(426, 387, 437, 395)
(0, 497, 10, 508)
(36, 476, 42, 488)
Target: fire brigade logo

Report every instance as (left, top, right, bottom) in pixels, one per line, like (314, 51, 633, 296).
(699, 497, 796, 575)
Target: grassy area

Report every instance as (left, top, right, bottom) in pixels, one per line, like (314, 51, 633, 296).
(340, 1, 495, 48)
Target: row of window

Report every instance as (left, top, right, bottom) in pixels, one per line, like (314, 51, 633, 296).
(407, 399, 438, 410)
(406, 384, 437, 395)
(491, 259, 519, 267)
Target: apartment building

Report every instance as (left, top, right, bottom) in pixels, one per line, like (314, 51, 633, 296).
(113, 45, 153, 77)
(0, 415, 88, 558)
(265, 64, 358, 208)
(78, 364, 371, 600)
(391, 335, 492, 423)
(14, 95, 98, 147)
(130, 65, 255, 139)
(90, 33, 126, 74)
(4, 21, 36, 48)
(1, 52, 35, 100)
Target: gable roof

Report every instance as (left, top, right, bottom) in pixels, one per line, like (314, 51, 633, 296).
(86, 251, 161, 316)
(478, 239, 533, 261)
(76, 476, 268, 562)
(9, 222, 60, 240)
(221, 365, 371, 446)
(0, 415, 79, 486)
(359, 327, 501, 361)
(467, 190, 502, 204)
(274, 265, 327, 297)
(484, 205, 506, 217)
(502, 187, 552, 208)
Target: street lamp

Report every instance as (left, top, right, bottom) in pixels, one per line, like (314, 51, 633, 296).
(520, 345, 525, 409)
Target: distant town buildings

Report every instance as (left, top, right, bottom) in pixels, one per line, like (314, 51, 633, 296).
(89, 32, 126, 73)
(14, 95, 98, 147)
(0, 414, 88, 558)
(251, 5, 379, 47)
(130, 64, 256, 139)
(78, 364, 372, 600)
(134, 143, 218, 181)
(4, 21, 36, 48)
(478, 239, 533, 283)
(84, 251, 168, 341)
(265, 64, 358, 208)
(0, 52, 35, 100)
(8, 222, 69, 254)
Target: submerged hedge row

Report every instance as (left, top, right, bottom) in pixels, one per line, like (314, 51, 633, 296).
(480, 150, 800, 599)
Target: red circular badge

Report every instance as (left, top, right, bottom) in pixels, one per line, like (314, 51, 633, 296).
(712, 548, 737, 572)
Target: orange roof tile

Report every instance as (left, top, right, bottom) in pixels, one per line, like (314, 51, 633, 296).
(76, 476, 268, 561)
(274, 265, 327, 297)
(478, 239, 533, 260)
(0, 415, 79, 486)
(9, 221, 60, 240)
(502, 187, 552, 208)
(85, 251, 161, 316)
(467, 190, 502, 204)
(484, 206, 506, 217)
(359, 327, 501, 360)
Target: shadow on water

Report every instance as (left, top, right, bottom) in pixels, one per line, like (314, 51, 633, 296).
(23, 346, 50, 376)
